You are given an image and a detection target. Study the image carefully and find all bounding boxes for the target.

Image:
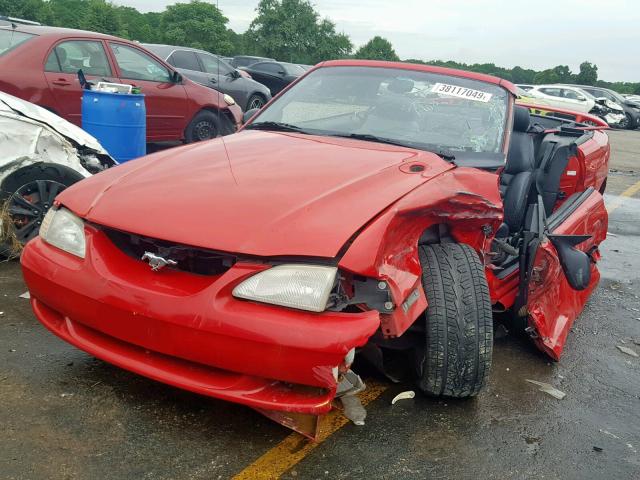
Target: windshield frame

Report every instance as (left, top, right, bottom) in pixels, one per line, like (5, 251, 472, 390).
(244, 64, 514, 158)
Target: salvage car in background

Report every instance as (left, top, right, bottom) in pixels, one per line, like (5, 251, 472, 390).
(572, 84, 640, 129)
(0, 25, 242, 142)
(0, 91, 115, 257)
(144, 44, 272, 111)
(242, 61, 305, 95)
(21, 60, 609, 439)
(524, 84, 625, 126)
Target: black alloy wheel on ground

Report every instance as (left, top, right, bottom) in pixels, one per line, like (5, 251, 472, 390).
(0, 164, 84, 258)
(415, 243, 494, 398)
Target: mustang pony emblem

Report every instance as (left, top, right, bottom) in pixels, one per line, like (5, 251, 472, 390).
(141, 252, 177, 271)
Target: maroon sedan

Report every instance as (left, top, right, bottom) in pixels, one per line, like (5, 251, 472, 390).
(0, 25, 242, 142)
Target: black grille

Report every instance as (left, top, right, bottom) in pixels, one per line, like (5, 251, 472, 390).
(103, 227, 236, 276)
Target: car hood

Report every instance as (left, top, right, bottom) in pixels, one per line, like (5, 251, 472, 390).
(0, 91, 112, 157)
(58, 130, 454, 258)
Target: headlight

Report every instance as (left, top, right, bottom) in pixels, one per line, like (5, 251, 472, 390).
(232, 264, 337, 312)
(40, 207, 86, 258)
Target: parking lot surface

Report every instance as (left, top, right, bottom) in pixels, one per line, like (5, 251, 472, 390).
(1, 130, 639, 480)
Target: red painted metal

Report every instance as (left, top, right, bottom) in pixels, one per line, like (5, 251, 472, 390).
(526, 190, 608, 359)
(19, 61, 610, 429)
(21, 229, 379, 412)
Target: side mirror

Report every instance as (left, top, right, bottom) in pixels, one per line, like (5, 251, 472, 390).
(278, 70, 286, 76)
(548, 234, 592, 291)
(243, 108, 260, 124)
(576, 95, 586, 101)
(232, 69, 242, 79)
(171, 71, 183, 83)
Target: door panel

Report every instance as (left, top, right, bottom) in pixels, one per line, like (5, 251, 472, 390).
(43, 40, 117, 125)
(527, 189, 607, 359)
(109, 42, 188, 141)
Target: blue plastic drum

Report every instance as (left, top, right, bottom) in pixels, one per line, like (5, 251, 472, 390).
(81, 90, 146, 163)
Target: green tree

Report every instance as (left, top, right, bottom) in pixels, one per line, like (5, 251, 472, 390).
(161, 1, 232, 55)
(576, 61, 598, 85)
(247, 0, 352, 64)
(355, 36, 399, 61)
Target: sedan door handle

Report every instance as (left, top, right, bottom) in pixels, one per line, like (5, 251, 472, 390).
(209, 77, 217, 84)
(52, 79, 71, 86)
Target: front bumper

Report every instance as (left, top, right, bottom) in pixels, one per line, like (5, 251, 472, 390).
(21, 227, 380, 414)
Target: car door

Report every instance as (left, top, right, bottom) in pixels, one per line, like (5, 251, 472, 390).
(250, 62, 287, 95)
(197, 53, 242, 99)
(524, 187, 607, 360)
(43, 39, 118, 125)
(536, 87, 582, 112)
(108, 42, 188, 141)
(167, 49, 211, 87)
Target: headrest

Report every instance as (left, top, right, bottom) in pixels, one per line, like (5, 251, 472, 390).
(513, 106, 530, 133)
(388, 78, 414, 94)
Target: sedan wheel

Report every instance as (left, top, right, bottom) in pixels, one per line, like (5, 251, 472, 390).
(7, 180, 66, 245)
(247, 94, 266, 111)
(617, 114, 630, 130)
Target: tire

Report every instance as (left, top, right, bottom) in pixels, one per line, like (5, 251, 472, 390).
(184, 110, 222, 143)
(246, 93, 266, 111)
(416, 243, 493, 397)
(617, 113, 630, 130)
(624, 113, 635, 130)
(0, 163, 84, 258)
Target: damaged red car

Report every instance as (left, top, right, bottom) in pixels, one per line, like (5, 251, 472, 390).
(21, 60, 609, 439)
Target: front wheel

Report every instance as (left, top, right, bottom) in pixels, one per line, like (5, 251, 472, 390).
(1, 164, 84, 258)
(246, 94, 266, 111)
(184, 110, 222, 143)
(416, 243, 493, 397)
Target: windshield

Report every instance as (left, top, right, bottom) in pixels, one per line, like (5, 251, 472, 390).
(0, 30, 35, 56)
(249, 66, 510, 155)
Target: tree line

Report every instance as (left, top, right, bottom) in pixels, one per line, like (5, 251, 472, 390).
(2, 0, 638, 94)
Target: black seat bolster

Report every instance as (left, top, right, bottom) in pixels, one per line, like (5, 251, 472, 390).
(503, 171, 534, 231)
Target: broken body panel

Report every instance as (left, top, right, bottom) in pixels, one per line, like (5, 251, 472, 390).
(20, 61, 609, 437)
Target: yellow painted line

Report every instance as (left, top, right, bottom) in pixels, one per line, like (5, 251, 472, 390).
(232, 382, 388, 480)
(607, 178, 640, 213)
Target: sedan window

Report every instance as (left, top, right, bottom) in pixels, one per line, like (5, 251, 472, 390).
(255, 62, 282, 74)
(168, 50, 201, 72)
(198, 53, 233, 75)
(539, 88, 562, 98)
(110, 43, 171, 82)
(0, 30, 34, 56)
(45, 40, 112, 76)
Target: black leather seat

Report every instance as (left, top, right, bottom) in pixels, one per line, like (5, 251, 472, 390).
(499, 106, 535, 233)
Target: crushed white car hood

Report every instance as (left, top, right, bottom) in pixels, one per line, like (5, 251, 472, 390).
(0, 91, 115, 183)
(0, 91, 110, 154)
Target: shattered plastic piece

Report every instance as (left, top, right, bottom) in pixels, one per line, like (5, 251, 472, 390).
(340, 395, 366, 426)
(593, 446, 603, 452)
(0, 311, 4, 315)
(391, 390, 415, 405)
(336, 370, 365, 397)
(19, 291, 30, 299)
(525, 379, 566, 399)
(616, 345, 639, 358)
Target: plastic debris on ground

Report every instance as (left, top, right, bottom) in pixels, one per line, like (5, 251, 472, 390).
(336, 370, 367, 426)
(391, 391, 415, 405)
(19, 291, 30, 299)
(525, 379, 567, 399)
(616, 345, 639, 357)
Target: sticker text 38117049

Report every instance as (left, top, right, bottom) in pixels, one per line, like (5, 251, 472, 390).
(431, 83, 493, 103)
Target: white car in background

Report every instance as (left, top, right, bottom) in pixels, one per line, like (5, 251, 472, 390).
(521, 85, 595, 113)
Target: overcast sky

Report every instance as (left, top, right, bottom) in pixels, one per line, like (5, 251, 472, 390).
(114, 0, 639, 82)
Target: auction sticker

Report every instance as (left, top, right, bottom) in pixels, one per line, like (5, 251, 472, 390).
(431, 83, 493, 102)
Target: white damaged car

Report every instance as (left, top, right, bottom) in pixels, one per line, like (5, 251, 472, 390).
(0, 91, 116, 257)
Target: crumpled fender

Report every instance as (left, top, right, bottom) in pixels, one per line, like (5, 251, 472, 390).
(339, 167, 503, 337)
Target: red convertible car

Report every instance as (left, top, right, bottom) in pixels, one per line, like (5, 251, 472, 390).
(21, 60, 609, 438)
